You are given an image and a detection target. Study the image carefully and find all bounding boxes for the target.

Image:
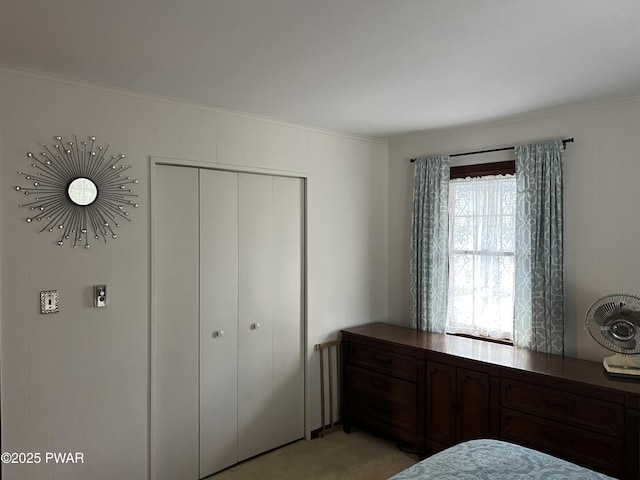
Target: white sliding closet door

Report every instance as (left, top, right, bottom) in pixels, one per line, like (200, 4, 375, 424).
(238, 173, 275, 460)
(270, 176, 304, 448)
(199, 169, 239, 477)
(154, 165, 304, 480)
(155, 165, 200, 480)
(237, 173, 304, 461)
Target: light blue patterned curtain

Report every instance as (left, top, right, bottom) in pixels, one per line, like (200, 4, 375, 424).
(514, 140, 565, 354)
(410, 156, 450, 332)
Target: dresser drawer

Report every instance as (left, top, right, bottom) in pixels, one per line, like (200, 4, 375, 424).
(349, 392, 418, 434)
(349, 343, 417, 381)
(347, 366, 416, 409)
(502, 409, 623, 476)
(502, 379, 624, 437)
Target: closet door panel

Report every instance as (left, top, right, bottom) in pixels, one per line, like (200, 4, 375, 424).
(199, 169, 239, 477)
(155, 167, 304, 476)
(155, 165, 200, 480)
(237, 173, 275, 461)
(271, 176, 305, 446)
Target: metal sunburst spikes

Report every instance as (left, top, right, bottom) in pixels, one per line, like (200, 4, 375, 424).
(16, 134, 139, 248)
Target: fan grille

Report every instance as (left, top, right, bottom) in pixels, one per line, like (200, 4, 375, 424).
(585, 293, 640, 354)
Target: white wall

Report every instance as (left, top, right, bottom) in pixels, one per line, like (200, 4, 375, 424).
(388, 98, 640, 361)
(0, 68, 389, 480)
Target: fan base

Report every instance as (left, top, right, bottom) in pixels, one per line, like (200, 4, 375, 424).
(603, 354, 640, 378)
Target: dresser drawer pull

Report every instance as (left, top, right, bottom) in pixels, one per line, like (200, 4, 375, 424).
(369, 379, 389, 390)
(541, 428, 573, 447)
(373, 354, 392, 364)
(545, 400, 571, 412)
(370, 404, 393, 415)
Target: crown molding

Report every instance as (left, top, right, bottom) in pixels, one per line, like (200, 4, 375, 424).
(0, 64, 388, 145)
(389, 94, 640, 145)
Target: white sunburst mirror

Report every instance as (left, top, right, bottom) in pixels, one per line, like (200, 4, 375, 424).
(16, 134, 139, 248)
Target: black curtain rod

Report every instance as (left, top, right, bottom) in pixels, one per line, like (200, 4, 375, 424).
(410, 137, 574, 163)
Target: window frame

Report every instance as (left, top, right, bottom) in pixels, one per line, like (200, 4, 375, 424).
(447, 159, 516, 346)
(450, 160, 515, 179)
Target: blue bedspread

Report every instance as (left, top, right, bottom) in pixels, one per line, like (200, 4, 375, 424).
(388, 439, 615, 479)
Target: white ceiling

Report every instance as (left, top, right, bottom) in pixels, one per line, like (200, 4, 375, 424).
(2, 0, 640, 138)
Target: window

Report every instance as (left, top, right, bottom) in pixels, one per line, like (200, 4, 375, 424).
(446, 162, 516, 342)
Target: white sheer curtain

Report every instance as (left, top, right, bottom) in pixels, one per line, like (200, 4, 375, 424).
(447, 175, 516, 339)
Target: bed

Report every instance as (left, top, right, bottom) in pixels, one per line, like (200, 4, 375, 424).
(388, 439, 616, 479)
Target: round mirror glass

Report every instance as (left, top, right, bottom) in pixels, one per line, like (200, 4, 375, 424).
(67, 177, 98, 206)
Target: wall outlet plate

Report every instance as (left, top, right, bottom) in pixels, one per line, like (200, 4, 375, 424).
(40, 290, 59, 314)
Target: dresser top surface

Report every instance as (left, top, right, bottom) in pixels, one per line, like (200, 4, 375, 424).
(341, 322, 640, 396)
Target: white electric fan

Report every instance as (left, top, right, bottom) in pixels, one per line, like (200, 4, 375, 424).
(585, 293, 640, 377)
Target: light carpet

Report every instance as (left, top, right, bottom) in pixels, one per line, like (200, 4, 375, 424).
(210, 429, 418, 480)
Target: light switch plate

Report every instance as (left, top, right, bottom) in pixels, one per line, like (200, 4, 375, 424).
(94, 285, 107, 308)
(40, 290, 59, 314)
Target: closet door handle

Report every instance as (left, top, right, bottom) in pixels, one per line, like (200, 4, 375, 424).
(250, 323, 261, 330)
(212, 330, 224, 338)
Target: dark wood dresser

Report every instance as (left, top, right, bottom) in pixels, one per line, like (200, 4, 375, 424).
(341, 322, 640, 480)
